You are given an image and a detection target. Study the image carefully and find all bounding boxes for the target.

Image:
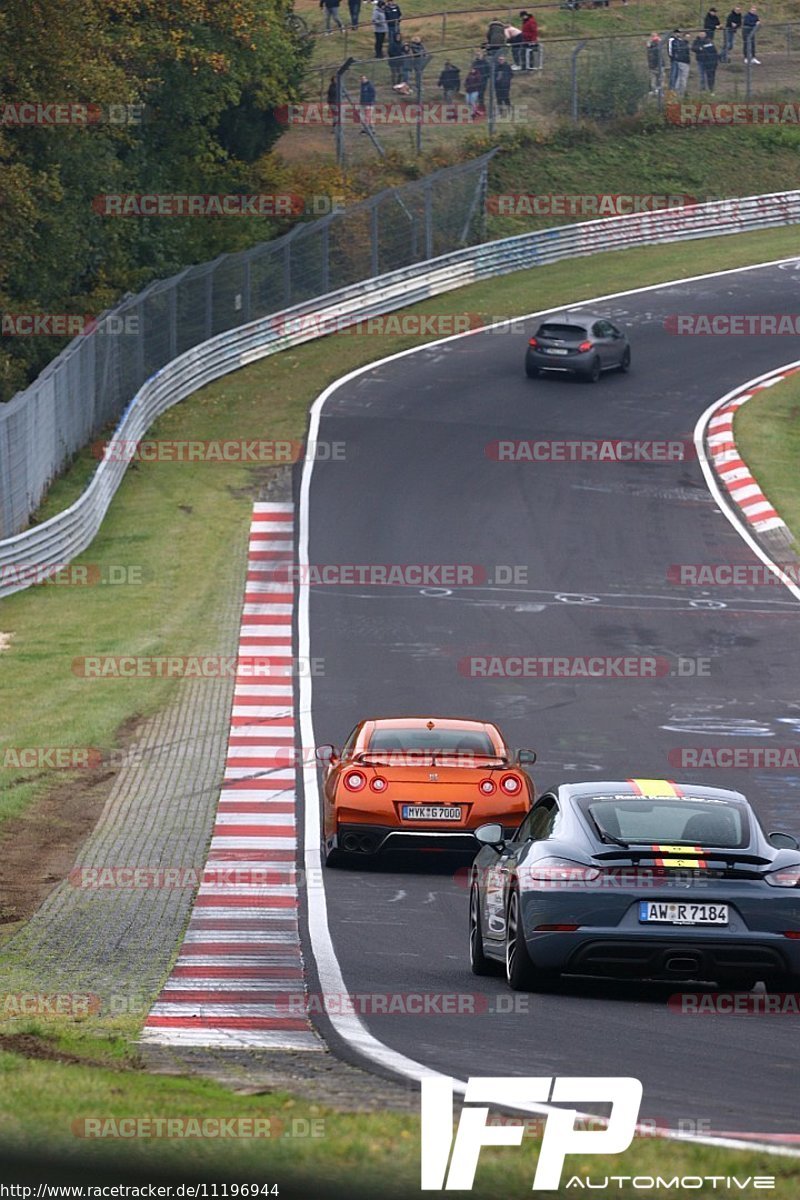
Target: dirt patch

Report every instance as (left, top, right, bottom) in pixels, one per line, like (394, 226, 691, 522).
(0, 716, 148, 929)
(0, 1032, 135, 1071)
(0, 632, 12, 652)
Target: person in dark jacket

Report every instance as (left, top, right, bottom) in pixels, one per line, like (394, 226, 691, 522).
(472, 50, 490, 104)
(348, 0, 361, 27)
(721, 6, 742, 62)
(667, 29, 681, 89)
(704, 7, 721, 37)
(384, 0, 402, 47)
(672, 31, 690, 94)
(691, 33, 707, 87)
(320, 0, 344, 32)
(326, 74, 340, 131)
(485, 18, 507, 57)
(494, 54, 513, 113)
(742, 5, 760, 62)
(388, 35, 406, 85)
(698, 34, 719, 90)
(646, 33, 662, 94)
(359, 75, 376, 132)
(464, 64, 483, 116)
(437, 61, 461, 102)
(409, 35, 429, 87)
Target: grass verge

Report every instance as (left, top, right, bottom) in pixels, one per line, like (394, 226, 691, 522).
(734, 367, 800, 550)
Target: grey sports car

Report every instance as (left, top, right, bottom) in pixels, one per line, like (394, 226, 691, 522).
(469, 779, 800, 991)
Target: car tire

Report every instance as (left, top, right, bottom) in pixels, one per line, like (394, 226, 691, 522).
(470, 884, 502, 976)
(505, 889, 558, 991)
(323, 842, 345, 867)
(583, 357, 602, 383)
(525, 362, 540, 379)
(618, 347, 631, 373)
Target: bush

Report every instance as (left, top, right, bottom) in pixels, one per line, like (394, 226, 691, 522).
(553, 41, 649, 122)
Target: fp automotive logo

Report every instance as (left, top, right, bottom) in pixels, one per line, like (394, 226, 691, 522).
(421, 1076, 642, 1190)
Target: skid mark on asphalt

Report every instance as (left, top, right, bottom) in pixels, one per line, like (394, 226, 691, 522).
(141, 502, 321, 1050)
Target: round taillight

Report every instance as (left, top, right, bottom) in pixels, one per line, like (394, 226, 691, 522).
(370, 776, 388, 793)
(528, 337, 538, 347)
(344, 771, 366, 792)
(500, 773, 522, 795)
(479, 778, 496, 796)
(578, 340, 592, 352)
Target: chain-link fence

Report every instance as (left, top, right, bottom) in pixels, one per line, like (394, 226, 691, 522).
(299, 20, 800, 160)
(0, 154, 493, 539)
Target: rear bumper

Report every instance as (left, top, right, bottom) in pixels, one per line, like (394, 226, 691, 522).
(525, 929, 800, 982)
(526, 347, 595, 374)
(332, 822, 518, 856)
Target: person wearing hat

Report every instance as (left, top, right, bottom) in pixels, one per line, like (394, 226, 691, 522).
(520, 11, 539, 70)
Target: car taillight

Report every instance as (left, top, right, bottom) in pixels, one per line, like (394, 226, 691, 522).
(528, 857, 601, 884)
(370, 776, 388, 793)
(528, 337, 538, 348)
(500, 773, 522, 796)
(343, 771, 366, 792)
(479, 778, 496, 796)
(766, 865, 800, 888)
(578, 340, 592, 352)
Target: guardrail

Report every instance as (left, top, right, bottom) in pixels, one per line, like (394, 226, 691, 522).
(2, 190, 800, 598)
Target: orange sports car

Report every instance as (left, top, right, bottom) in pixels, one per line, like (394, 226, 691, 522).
(316, 716, 536, 864)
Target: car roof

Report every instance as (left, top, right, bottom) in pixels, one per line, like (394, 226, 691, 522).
(537, 313, 612, 326)
(367, 716, 500, 733)
(556, 779, 748, 805)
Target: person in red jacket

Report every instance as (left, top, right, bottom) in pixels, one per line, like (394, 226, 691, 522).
(520, 11, 539, 71)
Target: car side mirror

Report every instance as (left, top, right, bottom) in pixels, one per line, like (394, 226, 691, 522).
(517, 748, 537, 766)
(475, 822, 505, 848)
(315, 744, 339, 765)
(768, 831, 800, 850)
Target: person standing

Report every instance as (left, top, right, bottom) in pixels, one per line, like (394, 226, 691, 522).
(504, 21, 524, 68)
(673, 31, 690, 95)
(722, 6, 742, 62)
(692, 32, 708, 89)
(326, 74, 340, 133)
(320, 0, 344, 32)
(359, 75, 376, 132)
(437, 61, 460, 103)
(409, 36, 429, 90)
(699, 33, 719, 91)
(742, 5, 760, 63)
(704, 7, 721, 37)
(646, 33, 662, 94)
(372, 0, 388, 57)
(384, 0, 402, 48)
(464, 62, 482, 117)
(494, 54, 513, 113)
(667, 29, 681, 89)
(520, 11, 539, 70)
(348, 0, 361, 27)
(472, 50, 490, 106)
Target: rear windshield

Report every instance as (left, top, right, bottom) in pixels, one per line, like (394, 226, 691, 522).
(535, 323, 587, 341)
(579, 796, 749, 849)
(368, 728, 497, 755)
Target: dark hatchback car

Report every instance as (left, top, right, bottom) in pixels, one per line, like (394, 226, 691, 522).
(525, 314, 631, 382)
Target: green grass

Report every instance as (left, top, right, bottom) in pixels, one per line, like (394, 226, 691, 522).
(1, 1034, 800, 1193)
(2, 223, 799, 833)
(734, 366, 800, 549)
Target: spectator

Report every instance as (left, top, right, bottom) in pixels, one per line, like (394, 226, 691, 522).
(348, 0, 361, 27)
(667, 29, 681, 89)
(464, 63, 483, 117)
(504, 21, 524, 68)
(486, 18, 507, 56)
(722, 6, 742, 62)
(698, 33, 719, 91)
(384, 0, 402, 47)
(372, 0, 388, 57)
(673, 31, 690, 95)
(320, 0, 344, 32)
(359, 75, 376, 132)
(742, 5, 760, 62)
(388, 36, 406, 85)
(494, 54, 513, 113)
(704, 7, 721, 37)
(437, 61, 461, 102)
(646, 33, 662, 94)
(472, 50, 490, 105)
(326, 74, 340, 132)
(409, 35, 429, 87)
(521, 11, 539, 70)
(691, 32, 707, 87)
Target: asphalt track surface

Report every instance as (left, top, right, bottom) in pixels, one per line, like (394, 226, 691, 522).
(302, 261, 800, 1139)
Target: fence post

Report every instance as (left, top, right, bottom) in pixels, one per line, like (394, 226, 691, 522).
(371, 200, 379, 277)
(424, 178, 434, 258)
(571, 40, 587, 123)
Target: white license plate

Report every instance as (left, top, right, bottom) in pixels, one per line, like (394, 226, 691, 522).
(401, 805, 462, 821)
(639, 901, 728, 926)
(545, 347, 569, 355)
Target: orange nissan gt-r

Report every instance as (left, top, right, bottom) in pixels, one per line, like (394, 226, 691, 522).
(316, 717, 537, 865)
